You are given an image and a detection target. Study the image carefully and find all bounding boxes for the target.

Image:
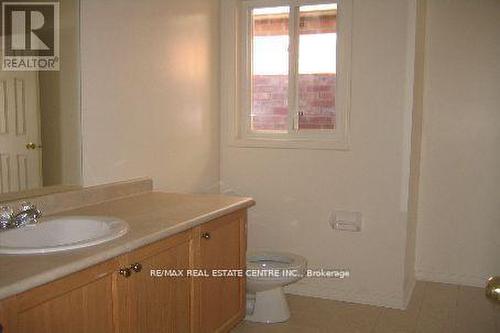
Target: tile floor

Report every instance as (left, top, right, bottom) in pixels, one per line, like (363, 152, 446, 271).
(232, 281, 500, 333)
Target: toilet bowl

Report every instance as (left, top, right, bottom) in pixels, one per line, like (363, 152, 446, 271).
(245, 251, 307, 323)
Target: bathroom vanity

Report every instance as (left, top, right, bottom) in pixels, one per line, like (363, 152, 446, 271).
(0, 186, 254, 333)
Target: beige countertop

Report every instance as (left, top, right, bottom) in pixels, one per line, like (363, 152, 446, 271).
(0, 191, 254, 300)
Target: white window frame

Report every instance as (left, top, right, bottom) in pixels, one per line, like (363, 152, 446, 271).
(221, 0, 352, 150)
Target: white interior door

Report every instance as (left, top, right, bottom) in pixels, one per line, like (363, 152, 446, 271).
(0, 72, 42, 193)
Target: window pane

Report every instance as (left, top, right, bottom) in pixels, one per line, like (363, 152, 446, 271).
(251, 6, 289, 132)
(297, 4, 337, 131)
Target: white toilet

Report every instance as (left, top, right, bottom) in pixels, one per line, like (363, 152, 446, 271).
(245, 251, 307, 323)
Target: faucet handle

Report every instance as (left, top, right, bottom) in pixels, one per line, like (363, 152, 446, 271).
(19, 202, 41, 217)
(19, 201, 37, 212)
(13, 202, 42, 227)
(0, 206, 14, 219)
(0, 206, 14, 229)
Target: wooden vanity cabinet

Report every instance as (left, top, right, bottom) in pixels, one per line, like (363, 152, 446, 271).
(0, 208, 247, 333)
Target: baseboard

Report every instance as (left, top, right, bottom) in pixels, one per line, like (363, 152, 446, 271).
(415, 268, 487, 288)
(402, 277, 416, 309)
(284, 279, 407, 310)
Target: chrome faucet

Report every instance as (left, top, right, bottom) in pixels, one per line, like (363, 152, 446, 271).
(0, 202, 42, 231)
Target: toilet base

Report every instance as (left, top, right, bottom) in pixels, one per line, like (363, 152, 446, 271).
(245, 287, 290, 323)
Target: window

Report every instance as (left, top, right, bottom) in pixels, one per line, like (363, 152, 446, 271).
(221, 0, 351, 149)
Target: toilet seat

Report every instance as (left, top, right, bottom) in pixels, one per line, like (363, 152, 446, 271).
(247, 251, 306, 275)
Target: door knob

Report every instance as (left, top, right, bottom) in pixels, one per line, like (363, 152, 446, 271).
(201, 232, 211, 240)
(26, 142, 42, 150)
(486, 276, 500, 303)
(130, 263, 142, 273)
(119, 267, 132, 278)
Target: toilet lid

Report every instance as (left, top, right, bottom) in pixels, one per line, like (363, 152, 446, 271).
(247, 251, 306, 272)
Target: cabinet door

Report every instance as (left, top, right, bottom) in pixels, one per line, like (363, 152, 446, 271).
(0, 297, 18, 333)
(115, 231, 191, 333)
(193, 210, 246, 333)
(13, 259, 118, 333)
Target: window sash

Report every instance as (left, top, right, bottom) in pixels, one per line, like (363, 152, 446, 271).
(241, 0, 338, 139)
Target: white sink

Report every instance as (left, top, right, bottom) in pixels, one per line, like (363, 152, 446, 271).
(0, 216, 129, 254)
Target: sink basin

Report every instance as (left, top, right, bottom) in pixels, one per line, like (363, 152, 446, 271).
(0, 216, 129, 254)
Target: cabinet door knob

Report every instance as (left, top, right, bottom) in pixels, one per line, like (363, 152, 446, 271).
(119, 267, 132, 278)
(130, 263, 142, 273)
(201, 232, 211, 240)
(25, 142, 42, 150)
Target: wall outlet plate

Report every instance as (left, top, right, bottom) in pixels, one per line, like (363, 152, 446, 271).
(329, 210, 362, 232)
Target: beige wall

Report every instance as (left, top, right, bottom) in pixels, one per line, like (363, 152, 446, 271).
(80, 0, 220, 193)
(39, 0, 81, 186)
(76, 0, 499, 308)
(415, 0, 500, 287)
(221, 0, 417, 308)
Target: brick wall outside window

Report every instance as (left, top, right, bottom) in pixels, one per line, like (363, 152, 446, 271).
(251, 74, 336, 131)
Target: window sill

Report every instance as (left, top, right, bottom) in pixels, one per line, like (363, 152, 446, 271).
(228, 136, 350, 150)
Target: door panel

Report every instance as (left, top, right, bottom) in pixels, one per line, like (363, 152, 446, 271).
(17, 276, 113, 333)
(0, 297, 18, 333)
(196, 211, 246, 333)
(0, 72, 42, 193)
(0, 80, 7, 134)
(116, 233, 191, 333)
